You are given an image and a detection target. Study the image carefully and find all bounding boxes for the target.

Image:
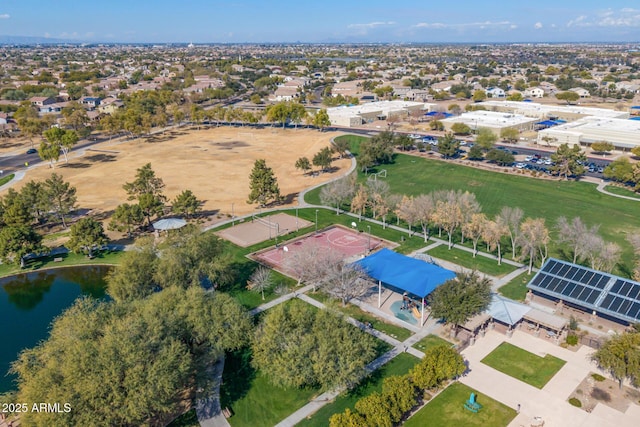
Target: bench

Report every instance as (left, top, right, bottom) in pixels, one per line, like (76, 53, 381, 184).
(54, 257, 63, 262)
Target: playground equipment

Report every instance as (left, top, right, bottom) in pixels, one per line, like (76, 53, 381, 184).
(464, 392, 482, 413)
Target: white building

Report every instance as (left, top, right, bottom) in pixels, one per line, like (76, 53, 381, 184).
(327, 101, 434, 128)
(477, 101, 628, 121)
(524, 87, 545, 98)
(441, 110, 538, 133)
(537, 117, 640, 150)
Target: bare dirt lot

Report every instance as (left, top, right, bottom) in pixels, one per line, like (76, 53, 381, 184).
(2, 127, 350, 221)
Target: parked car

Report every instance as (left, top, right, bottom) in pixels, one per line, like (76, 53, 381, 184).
(26, 148, 37, 155)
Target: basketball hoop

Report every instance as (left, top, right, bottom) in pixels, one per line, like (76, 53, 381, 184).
(283, 246, 289, 252)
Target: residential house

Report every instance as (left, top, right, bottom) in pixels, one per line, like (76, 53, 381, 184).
(97, 97, 124, 115)
(524, 87, 545, 98)
(80, 96, 101, 110)
(485, 87, 506, 98)
(30, 96, 56, 107)
(569, 87, 591, 98)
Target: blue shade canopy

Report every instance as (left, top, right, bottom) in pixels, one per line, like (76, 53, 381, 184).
(356, 249, 456, 298)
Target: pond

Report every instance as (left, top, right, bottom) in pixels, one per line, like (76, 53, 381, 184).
(0, 265, 111, 393)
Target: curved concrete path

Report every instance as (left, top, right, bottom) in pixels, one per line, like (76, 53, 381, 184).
(595, 180, 640, 201)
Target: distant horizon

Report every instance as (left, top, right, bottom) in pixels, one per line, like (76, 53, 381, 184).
(0, 1, 639, 44)
(0, 34, 638, 47)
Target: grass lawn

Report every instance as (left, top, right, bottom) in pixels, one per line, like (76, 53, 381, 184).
(296, 353, 420, 427)
(427, 244, 518, 277)
(307, 291, 414, 342)
(604, 184, 640, 200)
(404, 382, 516, 427)
(412, 334, 453, 352)
(0, 249, 124, 279)
(498, 271, 534, 301)
(481, 342, 566, 389)
(222, 352, 320, 427)
(305, 134, 640, 275)
(0, 173, 15, 186)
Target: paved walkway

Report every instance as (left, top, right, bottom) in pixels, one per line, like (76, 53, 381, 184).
(196, 359, 230, 427)
(459, 329, 640, 427)
(595, 180, 640, 201)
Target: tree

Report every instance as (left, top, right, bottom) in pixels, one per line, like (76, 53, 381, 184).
(329, 409, 367, 427)
(332, 138, 350, 159)
(0, 226, 43, 268)
(500, 127, 520, 143)
(20, 180, 51, 225)
(247, 159, 282, 206)
(551, 143, 586, 179)
(463, 213, 488, 257)
(429, 119, 444, 131)
(1, 188, 34, 227)
(486, 148, 515, 165)
(395, 195, 419, 236)
(38, 139, 60, 168)
(518, 217, 550, 274)
(67, 217, 108, 257)
(44, 173, 77, 228)
(266, 102, 290, 127)
(482, 219, 508, 264)
(354, 393, 392, 427)
(108, 203, 144, 237)
(556, 91, 580, 104)
(60, 129, 79, 163)
(451, 122, 471, 135)
(106, 239, 157, 302)
(153, 226, 232, 290)
(382, 375, 416, 422)
(556, 216, 599, 264)
(472, 89, 487, 102)
(324, 261, 370, 306)
(497, 206, 523, 259)
(320, 174, 356, 214)
(171, 189, 202, 219)
(604, 158, 633, 183)
(289, 102, 307, 128)
(429, 271, 492, 336)
(432, 196, 463, 248)
(123, 163, 166, 226)
(591, 332, 640, 389)
(395, 134, 414, 151)
(631, 146, 640, 159)
(467, 144, 484, 160)
(475, 127, 497, 150)
(590, 141, 615, 155)
(358, 132, 395, 172)
(252, 300, 377, 390)
(413, 194, 435, 242)
(410, 345, 465, 390)
(247, 266, 273, 300)
(313, 146, 333, 172)
(294, 157, 312, 176)
(10, 287, 252, 427)
(437, 132, 460, 158)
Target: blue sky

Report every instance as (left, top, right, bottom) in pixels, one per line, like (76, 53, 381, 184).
(1, 1, 639, 43)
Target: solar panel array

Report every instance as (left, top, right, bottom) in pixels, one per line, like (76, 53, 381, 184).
(527, 258, 640, 323)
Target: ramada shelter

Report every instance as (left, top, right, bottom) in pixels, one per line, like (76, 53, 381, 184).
(356, 248, 456, 326)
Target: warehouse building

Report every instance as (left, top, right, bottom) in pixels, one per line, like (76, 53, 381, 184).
(537, 116, 640, 150)
(441, 110, 539, 133)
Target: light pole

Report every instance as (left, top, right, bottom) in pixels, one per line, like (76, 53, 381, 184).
(231, 203, 235, 226)
(275, 223, 280, 247)
(315, 209, 319, 234)
(296, 207, 299, 231)
(367, 225, 371, 253)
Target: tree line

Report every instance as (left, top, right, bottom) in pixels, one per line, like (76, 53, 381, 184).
(321, 174, 623, 274)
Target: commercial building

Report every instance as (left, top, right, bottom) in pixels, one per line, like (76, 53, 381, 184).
(327, 101, 434, 128)
(441, 110, 539, 133)
(477, 100, 628, 121)
(537, 116, 640, 150)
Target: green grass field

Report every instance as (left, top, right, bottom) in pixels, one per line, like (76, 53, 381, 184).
(481, 342, 566, 388)
(404, 382, 516, 427)
(412, 334, 453, 352)
(427, 244, 518, 277)
(604, 184, 640, 200)
(0, 249, 124, 279)
(296, 353, 420, 427)
(222, 348, 320, 427)
(498, 271, 533, 301)
(306, 134, 640, 275)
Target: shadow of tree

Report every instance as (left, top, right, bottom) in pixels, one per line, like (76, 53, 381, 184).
(219, 347, 257, 409)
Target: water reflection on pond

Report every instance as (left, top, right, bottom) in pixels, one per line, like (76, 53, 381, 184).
(0, 265, 111, 393)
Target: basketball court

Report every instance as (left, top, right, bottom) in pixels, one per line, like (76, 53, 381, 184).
(215, 212, 312, 247)
(251, 225, 393, 274)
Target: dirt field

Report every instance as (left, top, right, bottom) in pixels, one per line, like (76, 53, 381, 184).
(2, 127, 350, 220)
